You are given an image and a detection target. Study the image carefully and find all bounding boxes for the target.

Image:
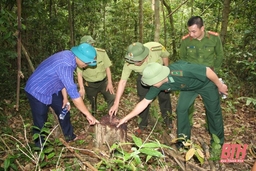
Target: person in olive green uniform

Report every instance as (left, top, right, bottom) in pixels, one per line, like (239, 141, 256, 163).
(179, 16, 224, 127)
(77, 36, 115, 115)
(109, 42, 172, 134)
(116, 61, 228, 147)
(180, 16, 223, 72)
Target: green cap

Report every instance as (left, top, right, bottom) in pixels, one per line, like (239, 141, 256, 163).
(80, 35, 96, 44)
(125, 42, 149, 64)
(141, 62, 170, 86)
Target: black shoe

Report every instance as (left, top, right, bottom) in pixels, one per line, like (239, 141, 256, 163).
(175, 141, 184, 150)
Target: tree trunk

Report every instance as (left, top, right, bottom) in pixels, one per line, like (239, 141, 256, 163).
(95, 115, 127, 150)
(16, 0, 21, 111)
(103, 1, 106, 48)
(190, 0, 194, 16)
(68, 0, 74, 47)
(154, 0, 160, 42)
(161, 0, 166, 46)
(162, 0, 177, 59)
(220, 0, 231, 44)
(139, 0, 143, 43)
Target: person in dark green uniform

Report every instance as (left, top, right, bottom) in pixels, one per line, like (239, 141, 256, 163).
(109, 42, 172, 135)
(77, 35, 115, 115)
(179, 16, 224, 126)
(116, 61, 228, 147)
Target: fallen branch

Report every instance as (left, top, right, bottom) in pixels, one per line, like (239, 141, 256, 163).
(59, 138, 97, 171)
(198, 137, 216, 171)
(162, 131, 185, 170)
(165, 148, 207, 171)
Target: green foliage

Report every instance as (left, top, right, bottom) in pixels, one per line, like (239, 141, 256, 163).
(96, 135, 172, 170)
(1, 121, 64, 170)
(0, 0, 255, 99)
(0, 8, 19, 100)
(238, 97, 256, 108)
(175, 135, 205, 165)
(4, 154, 19, 171)
(209, 134, 222, 161)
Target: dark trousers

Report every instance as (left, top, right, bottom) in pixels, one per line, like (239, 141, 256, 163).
(85, 77, 115, 115)
(136, 75, 172, 129)
(176, 82, 224, 145)
(26, 91, 76, 148)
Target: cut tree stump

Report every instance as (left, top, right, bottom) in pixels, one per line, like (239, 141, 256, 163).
(95, 115, 127, 150)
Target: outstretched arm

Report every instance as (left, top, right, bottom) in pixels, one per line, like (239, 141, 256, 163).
(206, 67, 228, 95)
(61, 88, 70, 110)
(72, 97, 99, 125)
(117, 98, 152, 127)
(109, 79, 127, 116)
(105, 67, 115, 94)
(77, 71, 85, 99)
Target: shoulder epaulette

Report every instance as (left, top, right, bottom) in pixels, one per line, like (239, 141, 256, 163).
(96, 48, 106, 52)
(150, 45, 162, 51)
(208, 31, 219, 36)
(182, 34, 190, 40)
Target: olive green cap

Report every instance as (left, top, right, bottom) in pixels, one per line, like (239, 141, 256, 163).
(125, 42, 149, 64)
(80, 35, 96, 44)
(141, 62, 169, 86)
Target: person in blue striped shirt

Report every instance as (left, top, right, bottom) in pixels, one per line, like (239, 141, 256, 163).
(25, 43, 99, 148)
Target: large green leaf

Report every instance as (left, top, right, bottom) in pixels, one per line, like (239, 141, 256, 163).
(139, 148, 163, 157)
(132, 135, 143, 147)
(142, 142, 169, 148)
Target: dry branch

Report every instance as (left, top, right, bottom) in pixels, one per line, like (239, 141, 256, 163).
(59, 138, 97, 171)
(165, 148, 207, 171)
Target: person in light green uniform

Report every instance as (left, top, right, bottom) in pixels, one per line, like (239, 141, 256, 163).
(179, 16, 224, 126)
(77, 36, 115, 115)
(109, 42, 172, 134)
(116, 61, 228, 147)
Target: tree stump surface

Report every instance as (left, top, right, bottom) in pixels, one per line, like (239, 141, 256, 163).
(95, 115, 127, 150)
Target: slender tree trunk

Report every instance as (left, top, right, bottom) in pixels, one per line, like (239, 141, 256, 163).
(139, 0, 143, 43)
(190, 0, 194, 16)
(154, 0, 160, 42)
(162, 0, 177, 58)
(215, 3, 222, 32)
(161, 0, 166, 46)
(68, 0, 74, 46)
(103, 1, 106, 48)
(220, 0, 231, 44)
(16, 0, 21, 111)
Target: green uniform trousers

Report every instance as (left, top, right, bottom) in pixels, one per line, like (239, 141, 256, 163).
(137, 75, 172, 129)
(177, 81, 224, 145)
(85, 77, 115, 115)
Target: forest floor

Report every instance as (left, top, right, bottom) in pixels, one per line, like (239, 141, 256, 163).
(0, 81, 255, 171)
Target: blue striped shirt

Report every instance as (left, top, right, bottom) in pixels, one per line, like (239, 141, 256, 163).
(25, 50, 80, 104)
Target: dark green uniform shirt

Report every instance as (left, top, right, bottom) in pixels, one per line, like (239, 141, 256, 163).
(180, 31, 224, 72)
(145, 61, 211, 100)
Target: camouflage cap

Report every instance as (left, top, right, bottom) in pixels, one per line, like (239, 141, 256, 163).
(125, 42, 149, 64)
(141, 62, 169, 86)
(80, 35, 96, 44)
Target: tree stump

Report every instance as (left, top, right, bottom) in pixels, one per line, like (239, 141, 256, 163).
(95, 115, 127, 150)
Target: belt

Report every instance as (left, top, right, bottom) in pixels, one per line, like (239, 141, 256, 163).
(88, 77, 107, 83)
